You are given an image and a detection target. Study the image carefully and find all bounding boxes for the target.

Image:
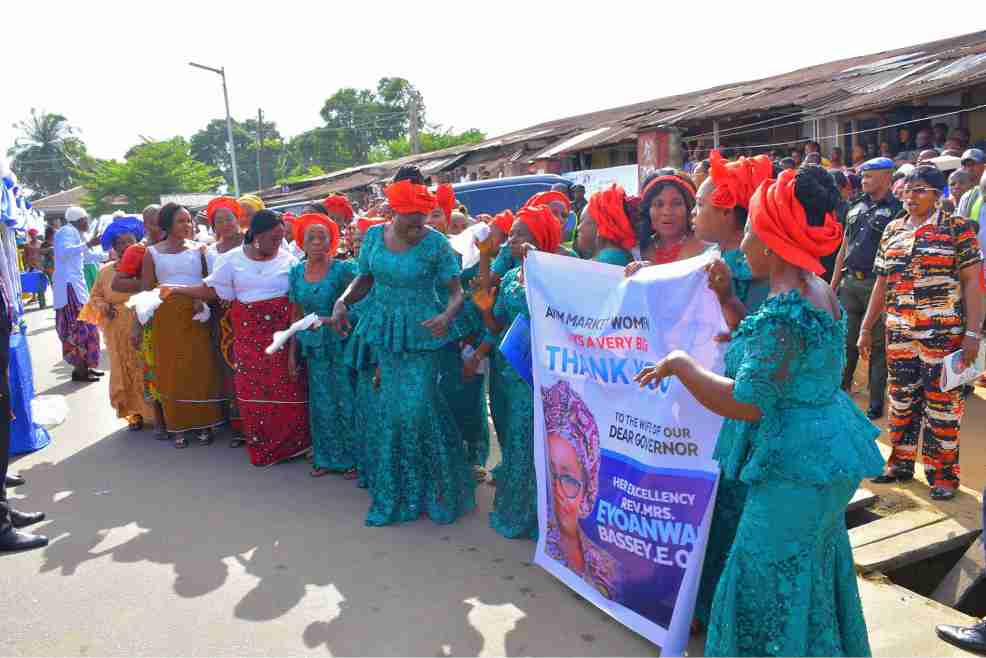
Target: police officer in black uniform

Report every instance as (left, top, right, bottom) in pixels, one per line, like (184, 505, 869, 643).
(830, 157, 902, 420)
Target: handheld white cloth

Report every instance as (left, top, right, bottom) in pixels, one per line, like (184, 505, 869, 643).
(125, 290, 164, 325)
(265, 313, 322, 355)
(192, 303, 211, 323)
(449, 222, 491, 270)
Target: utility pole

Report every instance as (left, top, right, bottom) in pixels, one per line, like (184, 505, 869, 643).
(189, 62, 240, 197)
(409, 94, 421, 155)
(256, 108, 264, 190)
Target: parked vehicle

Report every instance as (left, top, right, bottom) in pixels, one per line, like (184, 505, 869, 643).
(452, 175, 571, 215)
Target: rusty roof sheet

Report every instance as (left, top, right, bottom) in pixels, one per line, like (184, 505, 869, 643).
(278, 30, 986, 189)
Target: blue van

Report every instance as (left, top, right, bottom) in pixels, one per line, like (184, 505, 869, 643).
(452, 174, 571, 216)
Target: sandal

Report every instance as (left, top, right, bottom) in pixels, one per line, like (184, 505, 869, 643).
(310, 467, 331, 478)
(343, 468, 358, 480)
(229, 437, 245, 448)
(154, 429, 170, 441)
(175, 436, 188, 449)
(197, 430, 213, 446)
(127, 416, 144, 432)
(71, 371, 100, 383)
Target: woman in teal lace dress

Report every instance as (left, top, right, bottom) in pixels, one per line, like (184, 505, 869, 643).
(468, 204, 563, 539)
(329, 179, 474, 527)
(346, 217, 386, 488)
(636, 167, 883, 657)
(574, 184, 637, 266)
(443, 258, 491, 473)
(689, 150, 773, 626)
(288, 214, 358, 477)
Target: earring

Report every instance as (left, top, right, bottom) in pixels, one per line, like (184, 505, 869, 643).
(763, 248, 771, 256)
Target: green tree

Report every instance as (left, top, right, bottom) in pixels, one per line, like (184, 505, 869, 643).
(319, 77, 420, 165)
(279, 127, 354, 178)
(370, 127, 486, 162)
(189, 117, 285, 192)
(8, 108, 96, 196)
(80, 138, 221, 215)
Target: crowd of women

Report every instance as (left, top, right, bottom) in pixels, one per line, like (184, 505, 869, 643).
(76, 152, 983, 656)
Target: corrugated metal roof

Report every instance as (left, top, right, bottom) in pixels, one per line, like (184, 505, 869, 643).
(532, 127, 614, 159)
(277, 29, 986, 191)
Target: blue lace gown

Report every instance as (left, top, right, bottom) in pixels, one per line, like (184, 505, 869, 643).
(486, 266, 538, 539)
(704, 291, 883, 657)
(352, 225, 475, 526)
(288, 259, 357, 472)
(437, 260, 491, 468)
(695, 248, 770, 625)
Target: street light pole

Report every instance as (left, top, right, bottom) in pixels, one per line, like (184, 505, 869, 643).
(189, 62, 240, 197)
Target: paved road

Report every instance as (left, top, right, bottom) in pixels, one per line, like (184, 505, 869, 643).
(7, 295, 984, 657)
(2, 300, 672, 656)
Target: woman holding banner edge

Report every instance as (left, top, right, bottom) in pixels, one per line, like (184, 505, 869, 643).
(469, 204, 561, 539)
(635, 166, 883, 657)
(689, 151, 773, 629)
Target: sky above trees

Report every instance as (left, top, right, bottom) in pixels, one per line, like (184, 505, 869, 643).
(0, 3, 977, 162)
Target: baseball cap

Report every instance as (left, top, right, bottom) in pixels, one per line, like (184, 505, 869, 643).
(961, 148, 985, 165)
(64, 206, 89, 223)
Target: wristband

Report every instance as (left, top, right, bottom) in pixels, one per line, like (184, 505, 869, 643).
(966, 330, 982, 340)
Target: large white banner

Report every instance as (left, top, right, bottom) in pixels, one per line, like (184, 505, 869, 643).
(525, 251, 725, 655)
(563, 164, 640, 197)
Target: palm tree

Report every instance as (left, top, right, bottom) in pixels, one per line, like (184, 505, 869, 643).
(8, 108, 91, 197)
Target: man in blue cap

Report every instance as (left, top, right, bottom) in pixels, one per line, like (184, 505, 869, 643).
(831, 156, 902, 419)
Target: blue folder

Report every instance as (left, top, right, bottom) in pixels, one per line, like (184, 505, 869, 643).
(498, 314, 533, 387)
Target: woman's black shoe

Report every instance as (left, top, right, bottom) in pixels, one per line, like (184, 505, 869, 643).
(88, 369, 105, 377)
(870, 467, 914, 484)
(930, 486, 956, 501)
(4, 474, 25, 487)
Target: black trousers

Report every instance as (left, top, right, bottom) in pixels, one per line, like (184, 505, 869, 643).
(0, 302, 14, 525)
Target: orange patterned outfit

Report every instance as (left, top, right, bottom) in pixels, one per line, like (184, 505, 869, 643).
(874, 210, 982, 489)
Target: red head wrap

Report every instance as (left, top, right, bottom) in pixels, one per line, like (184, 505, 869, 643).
(491, 210, 515, 236)
(294, 213, 340, 253)
(384, 180, 436, 215)
(435, 184, 456, 220)
(587, 184, 637, 250)
(749, 169, 842, 275)
(205, 196, 243, 226)
(708, 150, 773, 209)
(357, 217, 389, 234)
(323, 194, 354, 221)
(640, 174, 697, 203)
(516, 205, 562, 254)
(524, 190, 571, 214)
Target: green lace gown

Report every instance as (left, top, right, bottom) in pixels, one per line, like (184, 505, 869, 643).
(593, 247, 633, 266)
(437, 260, 491, 468)
(353, 225, 475, 526)
(345, 290, 378, 490)
(486, 266, 538, 539)
(288, 259, 358, 472)
(695, 248, 770, 626)
(704, 291, 883, 657)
